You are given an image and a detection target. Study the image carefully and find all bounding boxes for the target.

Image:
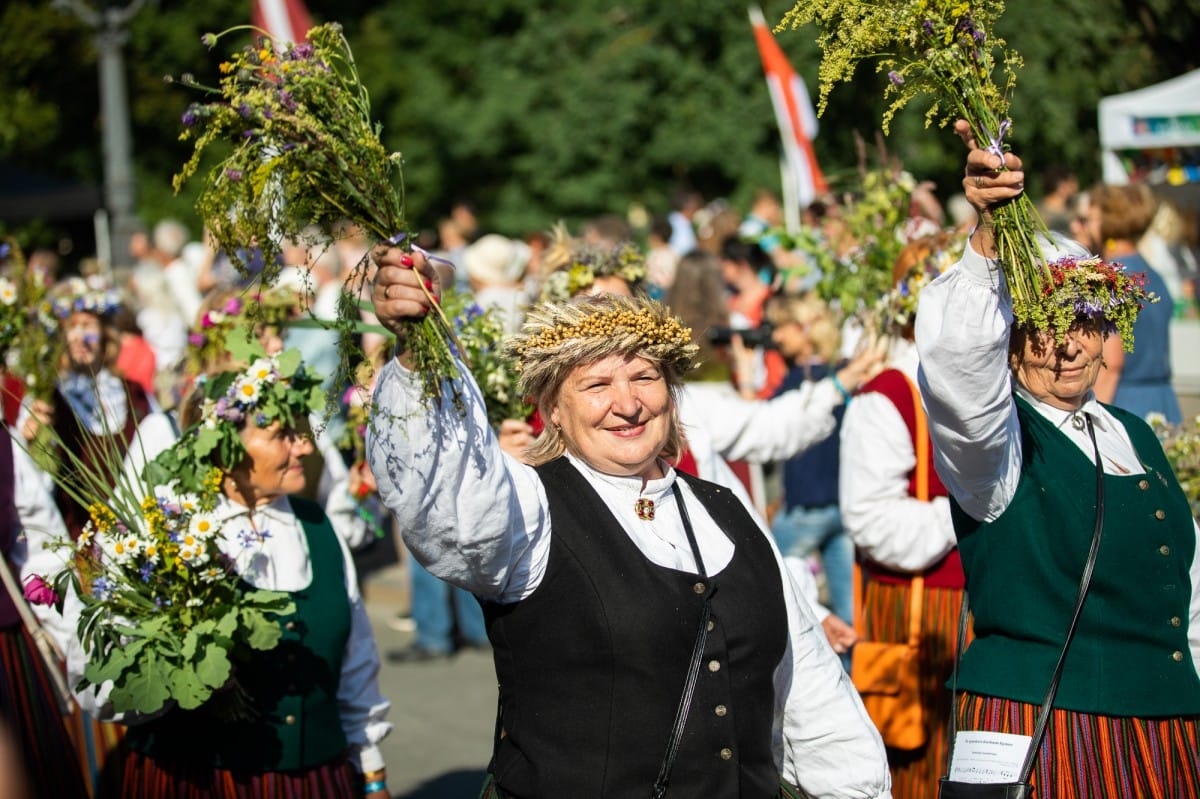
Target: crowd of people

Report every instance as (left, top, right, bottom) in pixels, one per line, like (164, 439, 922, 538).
(0, 129, 1198, 798)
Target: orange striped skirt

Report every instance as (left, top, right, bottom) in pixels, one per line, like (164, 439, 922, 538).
(956, 693, 1200, 799)
(108, 746, 358, 798)
(859, 579, 966, 799)
(0, 624, 91, 798)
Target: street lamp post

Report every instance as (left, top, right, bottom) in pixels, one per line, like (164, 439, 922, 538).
(54, 0, 150, 271)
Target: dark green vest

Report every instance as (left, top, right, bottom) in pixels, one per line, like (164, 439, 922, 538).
(127, 496, 351, 771)
(950, 398, 1200, 717)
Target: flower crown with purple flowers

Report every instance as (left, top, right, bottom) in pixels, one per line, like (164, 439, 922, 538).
(50, 276, 123, 320)
(144, 335, 324, 498)
(1025, 255, 1158, 351)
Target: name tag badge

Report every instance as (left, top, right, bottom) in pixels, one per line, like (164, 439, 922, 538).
(948, 731, 1033, 784)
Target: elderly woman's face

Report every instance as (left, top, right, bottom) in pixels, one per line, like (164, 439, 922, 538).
(1012, 323, 1105, 411)
(228, 418, 314, 503)
(549, 353, 672, 479)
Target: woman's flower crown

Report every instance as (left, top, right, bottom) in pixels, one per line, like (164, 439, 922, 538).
(145, 340, 325, 498)
(539, 240, 649, 302)
(1024, 255, 1157, 350)
(50, 275, 122, 319)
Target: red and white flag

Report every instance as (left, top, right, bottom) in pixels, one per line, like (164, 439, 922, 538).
(252, 0, 314, 45)
(749, 6, 828, 230)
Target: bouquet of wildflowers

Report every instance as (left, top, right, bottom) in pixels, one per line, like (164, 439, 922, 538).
(1147, 414, 1200, 518)
(27, 439, 295, 717)
(442, 289, 532, 429)
(778, 0, 1054, 322)
(174, 22, 459, 407)
(0, 241, 60, 405)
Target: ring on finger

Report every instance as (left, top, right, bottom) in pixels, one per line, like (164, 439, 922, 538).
(384, 284, 392, 300)
(975, 175, 983, 189)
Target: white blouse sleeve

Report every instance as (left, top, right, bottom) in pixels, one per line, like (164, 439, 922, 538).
(772, 540, 892, 798)
(914, 242, 1024, 523)
(366, 358, 550, 603)
(838, 393, 956, 571)
(332, 529, 392, 774)
(678, 379, 842, 464)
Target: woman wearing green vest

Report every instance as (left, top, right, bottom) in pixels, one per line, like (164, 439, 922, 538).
(70, 352, 393, 799)
(915, 122, 1200, 797)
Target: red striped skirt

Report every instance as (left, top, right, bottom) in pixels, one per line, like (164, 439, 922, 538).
(110, 747, 358, 798)
(0, 624, 91, 798)
(956, 693, 1200, 799)
(859, 579, 966, 799)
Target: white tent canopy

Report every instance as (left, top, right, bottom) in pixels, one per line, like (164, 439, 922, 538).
(1098, 69, 1200, 184)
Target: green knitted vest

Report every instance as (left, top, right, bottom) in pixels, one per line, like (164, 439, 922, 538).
(950, 398, 1200, 717)
(127, 496, 351, 771)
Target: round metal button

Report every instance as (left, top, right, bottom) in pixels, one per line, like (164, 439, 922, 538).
(1138, 479, 1150, 490)
(706, 620, 715, 632)
(285, 621, 297, 631)
(1155, 509, 1166, 520)
(719, 748, 733, 760)
(693, 582, 706, 595)
(285, 714, 297, 725)
(1171, 616, 1182, 628)
(1173, 651, 1184, 662)
(1160, 545, 1171, 556)
(714, 704, 727, 717)
(707, 659, 721, 673)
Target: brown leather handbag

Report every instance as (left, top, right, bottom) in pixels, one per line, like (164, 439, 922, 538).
(849, 374, 929, 751)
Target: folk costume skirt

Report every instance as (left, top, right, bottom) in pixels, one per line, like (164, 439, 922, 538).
(0, 623, 91, 798)
(956, 693, 1200, 799)
(860, 578, 965, 799)
(107, 747, 358, 799)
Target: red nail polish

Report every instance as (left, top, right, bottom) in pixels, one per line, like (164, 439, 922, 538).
(400, 254, 414, 267)
(423, 279, 433, 291)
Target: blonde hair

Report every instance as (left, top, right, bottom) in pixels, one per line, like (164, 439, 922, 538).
(506, 294, 698, 465)
(764, 292, 840, 363)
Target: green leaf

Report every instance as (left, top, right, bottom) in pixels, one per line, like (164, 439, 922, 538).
(167, 664, 211, 710)
(240, 608, 284, 650)
(109, 652, 172, 714)
(225, 326, 265, 365)
(194, 643, 233, 689)
(274, 347, 301, 377)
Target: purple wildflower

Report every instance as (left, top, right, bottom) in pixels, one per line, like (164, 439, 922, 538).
(188, 332, 205, 347)
(223, 297, 242, 314)
(279, 90, 297, 111)
(255, 412, 268, 426)
(225, 168, 243, 182)
(181, 105, 199, 127)
(888, 71, 904, 86)
(290, 43, 314, 60)
(138, 561, 154, 582)
(922, 20, 934, 36)
(92, 576, 114, 600)
(238, 102, 252, 119)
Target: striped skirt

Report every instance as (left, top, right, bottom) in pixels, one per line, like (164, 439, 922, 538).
(107, 746, 359, 798)
(859, 579, 966, 799)
(957, 693, 1200, 799)
(0, 623, 91, 798)
(68, 703, 125, 797)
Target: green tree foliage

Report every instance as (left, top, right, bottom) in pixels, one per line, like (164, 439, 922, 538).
(2, 0, 1198, 253)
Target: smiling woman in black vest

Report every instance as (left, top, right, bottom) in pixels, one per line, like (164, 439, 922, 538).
(368, 250, 892, 799)
(915, 121, 1200, 797)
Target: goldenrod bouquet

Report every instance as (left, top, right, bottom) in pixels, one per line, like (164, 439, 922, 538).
(175, 22, 458, 406)
(778, 0, 1051, 322)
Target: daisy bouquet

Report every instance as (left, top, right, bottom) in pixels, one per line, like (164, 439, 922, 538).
(174, 22, 459, 406)
(27, 438, 295, 717)
(778, 0, 1052, 323)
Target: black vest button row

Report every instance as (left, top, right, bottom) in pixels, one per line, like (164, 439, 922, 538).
(694, 582, 706, 594)
(1173, 651, 1185, 662)
(285, 621, 297, 631)
(1154, 509, 1166, 520)
(714, 704, 727, 717)
(285, 714, 297, 725)
(707, 619, 715, 632)
(1138, 480, 1150, 490)
(719, 748, 733, 760)
(1159, 545, 1171, 556)
(707, 660, 721, 673)
(1171, 616, 1182, 627)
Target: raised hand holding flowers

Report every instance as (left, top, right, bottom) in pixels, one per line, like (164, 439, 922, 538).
(175, 22, 458, 406)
